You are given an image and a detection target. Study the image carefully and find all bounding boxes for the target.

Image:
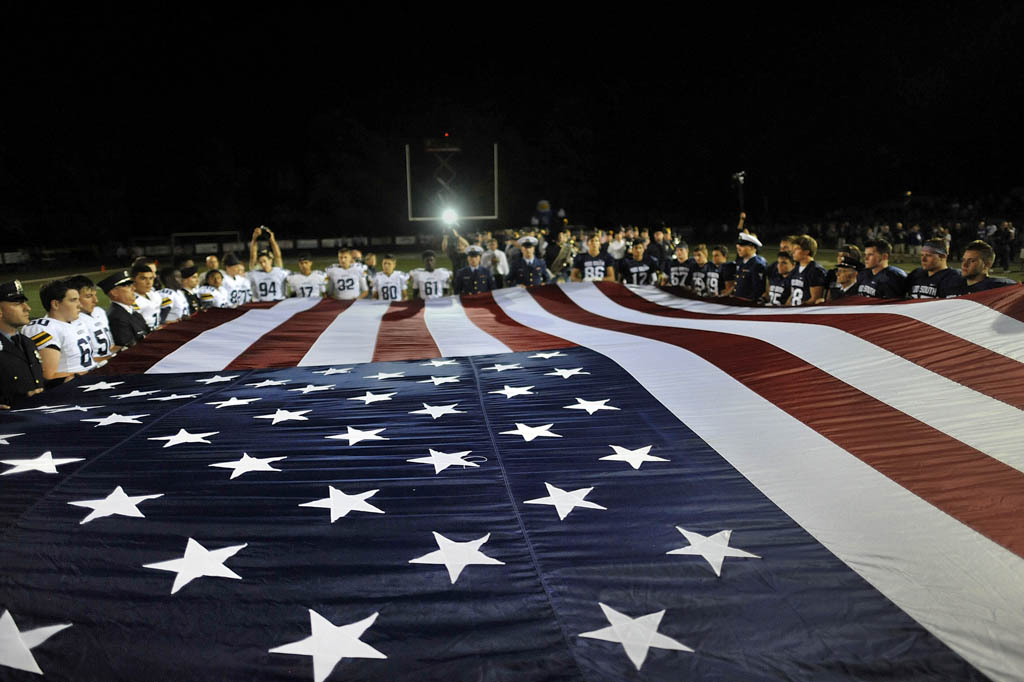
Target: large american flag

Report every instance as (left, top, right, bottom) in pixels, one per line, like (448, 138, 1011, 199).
(2, 282, 1022, 681)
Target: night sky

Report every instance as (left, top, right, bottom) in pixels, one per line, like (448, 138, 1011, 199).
(2, 5, 1022, 244)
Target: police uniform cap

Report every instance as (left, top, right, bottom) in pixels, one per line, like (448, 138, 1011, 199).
(0, 279, 29, 303)
(98, 270, 134, 293)
(180, 266, 199, 278)
(837, 257, 865, 271)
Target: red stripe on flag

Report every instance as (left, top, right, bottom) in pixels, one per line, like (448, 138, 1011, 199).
(95, 305, 266, 375)
(964, 283, 1024, 322)
(225, 299, 353, 370)
(461, 292, 576, 351)
(599, 283, 1024, 411)
(371, 300, 442, 362)
(532, 285, 1024, 558)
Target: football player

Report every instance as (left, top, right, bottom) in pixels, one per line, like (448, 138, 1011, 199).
(763, 251, 794, 306)
(131, 264, 163, 329)
(410, 250, 452, 298)
(156, 267, 192, 323)
(221, 253, 253, 307)
(286, 254, 327, 298)
(662, 242, 698, 289)
(21, 279, 94, 383)
(961, 240, 1018, 294)
(571, 233, 616, 282)
(247, 226, 290, 302)
(855, 239, 908, 299)
(704, 245, 736, 297)
(906, 238, 967, 298)
(733, 233, 768, 300)
(197, 269, 230, 308)
(619, 240, 661, 285)
(690, 244, 709, 296)
(65, 275, 115, 360)
(453, 245, 497, 295)
(371, 254, 409, 301)
(786, 235, 827, 306)
(326, 247, 369, 300)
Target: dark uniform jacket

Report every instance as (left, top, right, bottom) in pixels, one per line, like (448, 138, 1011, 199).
(452, 267, 496, 295)
(508, 258, 551, 287)
(108, 303, 149, 348)
(0, 331, 44, 407)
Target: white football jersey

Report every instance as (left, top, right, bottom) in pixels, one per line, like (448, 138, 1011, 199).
(325, 264, 368, 300)
(371, 271, 409, 301)
(222, 273, 253, 307)
(135, 290, 162, 329)
(77, 309, 114, 357)
(22, 316, 94, 374)
(410, 268, 451, 299)
(158, 288, 191, 322)
(286, 271, 327, 298)
(247, 267, 290, 302)
(197, 285, 229, 308)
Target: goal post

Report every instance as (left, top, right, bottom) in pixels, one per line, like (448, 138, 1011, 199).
(405, 143, 499, 222)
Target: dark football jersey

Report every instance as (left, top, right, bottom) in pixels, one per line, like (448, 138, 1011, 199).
(765, 272, 791, 306)
(704, 262, 736, 296)
(734, 255, 767, 300)
(788, 261, 828, 305)
(691, 267, 708, 296)
(572, 252, 615, 281)
(620, 257, 660, 285)
(662, 257, 698, 287)
(906, 268, 968, 299)
(965, 277, 1018, 294)
(856, 266, 908, 299)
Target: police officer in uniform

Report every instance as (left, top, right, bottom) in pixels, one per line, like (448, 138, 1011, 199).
(0, 280, 44, 408)
(507, 236, 552, 287)
(452, 245, 496, 295)
(100, 270, 149, 349)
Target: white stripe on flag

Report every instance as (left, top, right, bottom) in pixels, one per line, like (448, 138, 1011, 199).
(565, 283, 1024, 473)
(146, 298, 320, 374)
(491, 286, 1024, 682)
(298, 299, 389, 366)
(629, 284, 1024, 363)
(423, 297, 512, 357)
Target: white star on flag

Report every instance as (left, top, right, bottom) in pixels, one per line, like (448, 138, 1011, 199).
(269, 610, 386, 682)
(545, 367, 591, 379)
(0, 610, 72, 675)
(245, 379, 291, 388)
(206, 396, 261, 409)
(563, 398, 620, 415)
(364, 371, 404, 380)
(0, 433, 25, 445)
(1, 451, 84, 476)
(417, 376, 460, 386)
(421, 358, 458, 367)
(81, 413, 149, 427)
(288, 384, 335, 394)
(255, 409, 311, 425)
(600, 445, 669, 470)
(195, 374, 238, 385)
(482, 362, 521, 372)
(11, 404, 68, 412)
(529, 351, 567, 359)
(666, 527, 761, 576)
(578, 603, 692, 671)
(112, 389, 160, 399)
(147, 429, 218, 448)
(312, 367, 352, 376)
(78, 380, 124, 392)
(524, 482, 607, 520)
(407, 449, 478, 474)
(348, 391, 396, 405)
(209, 453, 286, 479)
(409, 403, 465, 420)
(148, 393, 199, 402)
(409, 532, 505, 583)
(144, 537, 248, 594)
(68, 486, 163, 524)
(326, 427, 388, 445)
(42, 405, 100, 414)
(489, 385, 535, 399)
(500, 422, 562, 442)
(299, 486, 385, 522)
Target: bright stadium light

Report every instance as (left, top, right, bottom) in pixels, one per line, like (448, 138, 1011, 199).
(441, 208, 458, 225)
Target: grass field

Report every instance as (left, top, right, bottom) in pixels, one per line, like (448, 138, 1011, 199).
(8, 248, 1023, 319)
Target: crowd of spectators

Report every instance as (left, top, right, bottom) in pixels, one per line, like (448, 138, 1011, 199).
(1, 219, 1020, 409)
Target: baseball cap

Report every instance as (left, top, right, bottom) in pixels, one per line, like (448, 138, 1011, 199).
(98, 270, 133, 294)
(0, 279, 28, 303)
(737, 233, 763, 248)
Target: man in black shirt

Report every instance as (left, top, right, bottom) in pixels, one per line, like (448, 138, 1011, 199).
(960, 240, 1018, 294)
(100, 270, 150, 349)
(662, 242, 699, 288)
(856, 239, 908, 299)
(906, 238, 967, 299)
(619, 241, 661, 285)
(571, 234, 616, 282)
(827, 257, 864, 301)
(0, 280, 44, 408)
